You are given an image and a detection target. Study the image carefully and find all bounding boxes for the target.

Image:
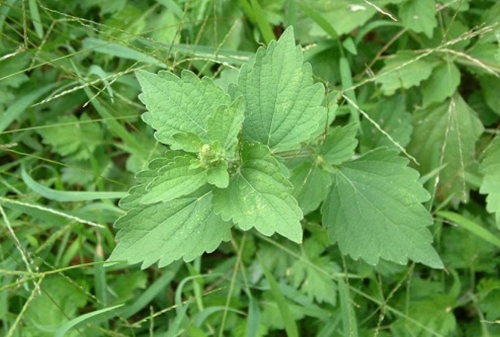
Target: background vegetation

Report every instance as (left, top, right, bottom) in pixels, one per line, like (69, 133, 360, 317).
(1, 0, 500, 336)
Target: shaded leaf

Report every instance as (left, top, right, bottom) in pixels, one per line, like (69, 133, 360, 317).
(320, 123, 358, 165)
(408, 94, 484, 204)
(479, 136, 500, 227)
(422, 61, 461, 107)
(290, 159, 332, 215)
(375, 52, 437, 95)
(360, 95, 412, 151)
(321, 148, 442, 268)
(399, 0, 437, 38)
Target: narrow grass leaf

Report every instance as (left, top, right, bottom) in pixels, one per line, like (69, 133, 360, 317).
(0, 84, 57, 133)
(83, 38, 166, 68)
(54, 304, 123, 337)
(28, 0, 43, 38)
(298, 3, 338, 39)
(338, 278, 358, 337)
(22, 168, 126, 201)
(250, 0, 275, 44)
(259, 257, 299, 337)
(437, 211, 500, 248)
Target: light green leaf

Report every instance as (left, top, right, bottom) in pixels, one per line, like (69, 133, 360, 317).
(37, 113, 101, 160)
(171, 133, 204, 153)
(236, 27, 325, 151)
(422, 62, 461, 107)
(322, 148, 443, 268)
(360, 95, 412, 151)
(140, 155, 208, 205)
(207, 160, 230, 189)
(399, 0, 437, 38)
(320, 123, 358, 165)
(207, 97, 244, 154)
(24, 275, 88, 336)
(375, 52, 437, 95)
(408, 94, 484, 204)
(21, 168, 126, 202)
(136, 69, 231, 145)
(290, 159, 332, 215)
(55, 305, 124, 337)
(110, 186, 231, 268)
(391, 295, 456, 336)
(290, 255, 337, 305)
(213, 142, 303, 243)
(479, 137, 500, 227)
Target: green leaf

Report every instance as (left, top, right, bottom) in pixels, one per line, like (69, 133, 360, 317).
(479, 137, 500, 227)
(480, 75, 500, 115)
(321, 148, 443, 268)
(207, 97, 244, 154)
(207, 160, 230, 189)
(171, 133, 204, 153)
(391, 295, 456, 336)
(213, 142, 303, 243)
(290, 255, 338, 305)
(110, 186, 232, 268)
(408, 94, 484, 204)
(360, 95, 412, 151)
(236, 27, 326, 151)
(290, 159, 332, 215)
(55, 304, 124, 337)
(320, 123, 358, 165)
(140, 154, 208, 204)
(38, 113, 102, 160)
(136, 69, 231, 145)
(24, 275, 88, 336)
(375, 52, 437, 95)
(399, 0, 437, 38)
(422, 61, 461, 107)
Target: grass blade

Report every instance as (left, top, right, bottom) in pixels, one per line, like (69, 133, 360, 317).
(250, 0, 275, 44)
(259, 256, 298, 337)
(21, 167, 126, 201)
(54, 304, 124, 337)
(437, 211, 500, 248)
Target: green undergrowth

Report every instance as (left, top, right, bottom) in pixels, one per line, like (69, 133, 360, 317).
(1, 0, 500, 336)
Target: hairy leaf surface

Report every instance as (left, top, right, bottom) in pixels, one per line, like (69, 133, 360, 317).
(236, 27, 325, 151)
(213, 142, 303, 243)
(136, 69, 230, 145)
(480, 137, 500, 227)
(322, 148, 442, 268)
(140, 155, 207, 204)
(111, 186, 231, 268)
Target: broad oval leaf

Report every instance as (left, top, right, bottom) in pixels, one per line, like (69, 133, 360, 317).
(321, 148, 443, 268)
(235, 27, 326, 151)
(110, 187, 231, 268)
(136, 69, 231, 145)
(213, 142, 303, 243)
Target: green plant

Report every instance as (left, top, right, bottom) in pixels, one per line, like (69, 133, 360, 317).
(2, 0, 500, 336)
